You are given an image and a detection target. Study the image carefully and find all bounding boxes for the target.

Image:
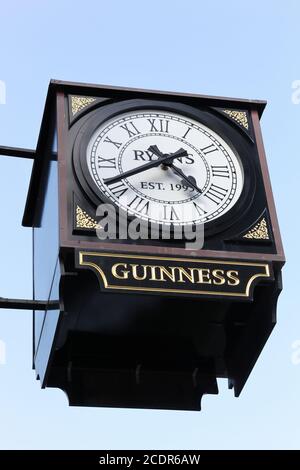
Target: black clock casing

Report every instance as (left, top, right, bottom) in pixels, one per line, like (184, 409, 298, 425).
(22, 80, 284, 411)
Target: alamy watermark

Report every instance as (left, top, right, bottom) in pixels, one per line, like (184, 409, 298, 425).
(0, 80, 6, 104)
(0, 339, 6, 365)
(291, 340, 300, 365)
(291, 80, 300, 104)
(96, 202, 204, 249)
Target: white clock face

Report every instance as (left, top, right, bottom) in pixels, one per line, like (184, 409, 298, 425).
(86, 110, 244, 227)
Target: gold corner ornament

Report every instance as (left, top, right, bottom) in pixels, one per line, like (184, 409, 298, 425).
(76, 206, 99, 229)
(223, 109, 249, 130)
(243, 218, 269, 240)
(71, 96, 96, 116)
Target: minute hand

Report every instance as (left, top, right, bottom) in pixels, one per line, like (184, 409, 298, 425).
(104, 148, 188, 185)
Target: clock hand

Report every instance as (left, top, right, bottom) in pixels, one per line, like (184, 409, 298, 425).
(170, 164, 202, 193)
(180, 175, 201, 192)
(148, 145, 202, 194)
(148, 144, 164, 159)
(104, 148, 188, 185)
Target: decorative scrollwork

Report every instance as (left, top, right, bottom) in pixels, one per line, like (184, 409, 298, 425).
(71, 96, 96, 116)
(243, 218, 269, 240)
(223, 109, 249, 130)
(76, 206, 99, 229)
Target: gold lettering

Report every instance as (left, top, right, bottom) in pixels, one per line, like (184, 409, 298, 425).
(227, 270, 240, 286)
(197, 269, 212, 284)
(130, 264, 148, 281)
(112, 262, 241, 288)
(157, 266, 177, 282)
(111, 263, 129, 280)
(149, 265, 160, 281)
(175, 267, 195, 283)
(212, 269, 226, 285)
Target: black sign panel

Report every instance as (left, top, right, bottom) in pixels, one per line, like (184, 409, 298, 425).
(76, 251, 273, 301)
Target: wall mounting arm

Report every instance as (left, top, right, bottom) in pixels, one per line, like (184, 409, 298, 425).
(0, 145, 35, 159)
(0, 297, 59, 310)
(0, 146, 54, 309)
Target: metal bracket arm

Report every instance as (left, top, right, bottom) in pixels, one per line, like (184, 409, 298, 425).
(0, 298, 59, 310)
(0, 145, 35, 159)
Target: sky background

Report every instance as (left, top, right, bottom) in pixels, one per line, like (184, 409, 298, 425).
(0, 0, 299, 450)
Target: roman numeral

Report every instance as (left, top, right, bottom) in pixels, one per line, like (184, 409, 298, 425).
(182, 127, 191, 139)
(192, 201, 207, 217)
(147, 118, 169, 133)
(163, 205, 179, 221)
(201, 144, 218, 155)
(128, 195, 150, 215)
(103, 136, 122, 149)
(120, 121, 140, 138)
(109, 181, 128, 198)
(204, 184, 228, 204)
(97, 156, 116, 169)
(211, 165, 230, 178)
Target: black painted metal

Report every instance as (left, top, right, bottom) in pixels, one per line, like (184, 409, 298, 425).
(0, 145, 35, 159)
(22, 80, 284, 411)
(0, 297, 59, 310)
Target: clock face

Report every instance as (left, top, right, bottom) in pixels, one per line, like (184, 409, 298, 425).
(85, 109, 244, 227)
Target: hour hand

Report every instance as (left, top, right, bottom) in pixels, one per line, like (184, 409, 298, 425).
(148, 145, 164, 158)
(180, 175, 200, 192)
(169, 163, 202, 193)
(148, 145, 202, 194)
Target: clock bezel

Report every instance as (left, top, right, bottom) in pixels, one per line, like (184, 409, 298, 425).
(72, 99, 256, 238)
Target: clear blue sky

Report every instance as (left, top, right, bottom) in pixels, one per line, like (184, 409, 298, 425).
(0, 0, 299, 450)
